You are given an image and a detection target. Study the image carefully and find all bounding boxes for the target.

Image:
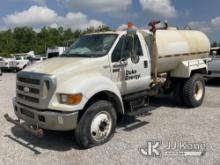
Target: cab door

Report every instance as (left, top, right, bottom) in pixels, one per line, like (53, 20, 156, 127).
(110, 32, 151, 95)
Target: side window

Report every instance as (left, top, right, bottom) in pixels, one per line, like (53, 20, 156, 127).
(134, 35, 143, 56)
(112, 35, 143, 62)
(112, 36, 125, 62)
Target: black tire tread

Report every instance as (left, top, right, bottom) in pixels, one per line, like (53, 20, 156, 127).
(183, 74, 205, 108)
(75, 100, 116, 149)
(173, 79, 185, 106)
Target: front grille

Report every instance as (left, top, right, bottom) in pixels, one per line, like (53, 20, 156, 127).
(18, 94, 39, 103)
(17, 85, 40, 94)
(16, 72, 56, 109)
(9, 61, 17, 67)
(18, 77, 40, 85)
(0, 61, 6, 67)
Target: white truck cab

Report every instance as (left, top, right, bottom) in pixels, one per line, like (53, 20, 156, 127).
(5, 22, 210, 148)
(9, 55, 30, 72)
(0, 58, 14, 71)
(30, 56, 47, 64)
(46, 47, 66, 59)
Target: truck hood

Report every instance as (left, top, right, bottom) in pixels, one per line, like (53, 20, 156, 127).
(24, 57, 107, 76)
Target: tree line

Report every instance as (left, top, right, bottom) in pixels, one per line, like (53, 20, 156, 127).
(1, 26, 218, 58)
(0, 26, 110, 57)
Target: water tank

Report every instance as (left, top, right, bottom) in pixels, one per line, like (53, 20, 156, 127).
(154, 30, 210, 73)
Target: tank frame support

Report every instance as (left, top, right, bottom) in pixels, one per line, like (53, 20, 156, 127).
(170, 59, 208, 78)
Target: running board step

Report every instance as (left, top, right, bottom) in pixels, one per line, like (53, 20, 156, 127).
(123, 91, 148, 101)
(127, 107, 150, 116)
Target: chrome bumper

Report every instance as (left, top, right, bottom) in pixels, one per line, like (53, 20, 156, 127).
(13, 99, 79, 131)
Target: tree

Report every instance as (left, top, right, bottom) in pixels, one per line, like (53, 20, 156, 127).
(0, 25, 111, 57)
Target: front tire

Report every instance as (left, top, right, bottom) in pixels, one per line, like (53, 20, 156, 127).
(75, 100, 117, 149)
(183, 74, 205, 108)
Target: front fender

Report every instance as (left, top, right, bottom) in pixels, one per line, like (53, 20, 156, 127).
(48, 75, 124, 112)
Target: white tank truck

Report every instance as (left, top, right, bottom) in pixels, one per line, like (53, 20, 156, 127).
(5, 21, 210, 148)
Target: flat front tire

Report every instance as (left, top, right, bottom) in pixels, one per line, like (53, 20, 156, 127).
(75, 100, 117, 148)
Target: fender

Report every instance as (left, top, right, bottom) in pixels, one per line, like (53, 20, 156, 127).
(48, 74, 124, 113)
(170, 59, 208, 78)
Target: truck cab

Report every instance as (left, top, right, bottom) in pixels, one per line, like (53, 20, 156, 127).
(6, 25, 209, 148)
(46, 47, 67, 59)
(9, 55, 30, 72)
(208, 47, 220, 77)
(0, 58, 13, 71)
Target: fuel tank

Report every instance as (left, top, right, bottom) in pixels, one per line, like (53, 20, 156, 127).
(153, 29, 210, 73)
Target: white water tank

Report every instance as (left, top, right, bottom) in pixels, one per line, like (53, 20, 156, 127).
(153, 30, 210, 73)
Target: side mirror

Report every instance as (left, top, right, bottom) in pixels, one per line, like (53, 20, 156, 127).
(126, 34, 140, 64)
(130, 52, 139, 64)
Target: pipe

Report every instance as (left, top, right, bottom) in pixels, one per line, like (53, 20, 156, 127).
(4, 113, 44, 138)
(152, 32, 158, 83)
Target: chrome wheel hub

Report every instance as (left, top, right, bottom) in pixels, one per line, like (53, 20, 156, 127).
(194, 81, 203, 101)
(90, 111, 112, 141)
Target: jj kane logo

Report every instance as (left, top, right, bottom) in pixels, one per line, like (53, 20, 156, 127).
(139, 140, 206, 158)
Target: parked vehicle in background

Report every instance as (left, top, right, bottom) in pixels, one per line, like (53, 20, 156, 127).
(0, 58, 14, 71)
(46, 47, 67, 59)
(207, 47, 220, 77)
(30, 56, 47, 64)
(5, 21, 211, 148)
(9, 55, 30, 72)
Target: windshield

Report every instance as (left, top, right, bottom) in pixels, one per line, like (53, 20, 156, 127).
(62, 34, 118, 58)
(16, 57, 22, 60)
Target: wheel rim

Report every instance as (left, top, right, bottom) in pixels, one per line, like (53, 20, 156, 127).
(90, 111, 112, 142)
(193, 80, 203, 101)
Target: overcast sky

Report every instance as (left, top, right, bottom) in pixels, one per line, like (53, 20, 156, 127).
(0, 0, 220, 41)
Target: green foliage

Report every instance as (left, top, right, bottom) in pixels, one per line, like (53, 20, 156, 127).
(0, 25, 111, 57)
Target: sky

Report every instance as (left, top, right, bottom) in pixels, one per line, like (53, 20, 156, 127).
(0, 0, 220, 41)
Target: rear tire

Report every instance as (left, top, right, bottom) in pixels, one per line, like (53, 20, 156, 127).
(173, 79, 186, 106)
(183, 74, 205, 108)
(75, 100, 117, 149)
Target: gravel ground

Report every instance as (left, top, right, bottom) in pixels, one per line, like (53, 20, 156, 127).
(0, 73, 220, 165)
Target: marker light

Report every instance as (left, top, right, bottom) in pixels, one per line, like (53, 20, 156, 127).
(128, 22, 134, 29)
(60, 93, 82, 105)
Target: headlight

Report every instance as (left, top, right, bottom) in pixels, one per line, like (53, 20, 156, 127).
(16, 62, 19, 65)
(59, 93, 82, 105)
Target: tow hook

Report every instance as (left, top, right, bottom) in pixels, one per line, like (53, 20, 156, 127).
(4, 113, 44, 138)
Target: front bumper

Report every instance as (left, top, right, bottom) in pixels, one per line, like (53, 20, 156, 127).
(13, 99, 79, 131)
(0, 67, 10, 70)
(9, 67, 19, 70)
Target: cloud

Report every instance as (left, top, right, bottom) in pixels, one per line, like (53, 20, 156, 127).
(60, 0, 132, 13)
(188, 21, 212, 33)
(117, 24, 138, 31)
(4, 6, 57, 27)
(3, 6, 104, 30)
(139, 0, 176, 18)
(188, 15, 220, 34)
(31, 0, 47, 5)
(211, 16, 220, 27)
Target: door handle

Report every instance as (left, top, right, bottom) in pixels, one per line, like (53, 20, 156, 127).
(144, 60, 148, 68)
(113, 61, 128, 68)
